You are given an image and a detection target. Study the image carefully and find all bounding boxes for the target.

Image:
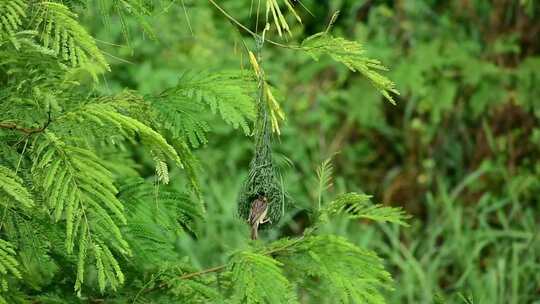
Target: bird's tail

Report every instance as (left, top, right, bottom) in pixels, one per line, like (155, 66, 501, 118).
(251, 223, 259, 240)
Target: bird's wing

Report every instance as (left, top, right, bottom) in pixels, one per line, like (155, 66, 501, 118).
(249, 199, 266, 225)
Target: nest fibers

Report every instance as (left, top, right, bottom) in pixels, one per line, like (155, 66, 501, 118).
(237, 54, 284, 227)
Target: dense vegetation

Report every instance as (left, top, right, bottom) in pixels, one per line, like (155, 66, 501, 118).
(1, 0, 539, 303)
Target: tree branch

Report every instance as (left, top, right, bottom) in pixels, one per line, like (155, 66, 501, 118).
(178, 265, 226, 280)
(144, 236, 305, 294)
(0, 110, 52, 135)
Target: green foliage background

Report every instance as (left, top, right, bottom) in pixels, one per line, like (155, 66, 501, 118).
(1, 0, 540, 303)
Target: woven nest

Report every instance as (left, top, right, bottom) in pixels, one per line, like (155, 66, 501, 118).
(237, 133, 283, 227)
(237, 70, 284, 227)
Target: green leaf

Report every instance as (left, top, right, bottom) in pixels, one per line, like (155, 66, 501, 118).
(323, 192, 410, 226)
(118, 178, 204, 266)
(275, 235, 392, 304)
(0, 0, 27, 49)
(32, 132, 128, 293)
(229, 251, 297, 304)
(302, 32, 399, 104)
(0, 165, 34, 209)
(0, 239, 21, 279)
(154, 70, 257, 147)
(0, 238, 22, 298)
(33, 2, 109, 72)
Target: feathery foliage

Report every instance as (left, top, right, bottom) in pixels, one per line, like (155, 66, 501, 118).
(1, 214, 58, 292)
(229, 251, 297, 304)
(0, 0, 410, 302)
(302, 30, 399, 104)
(95, 0, 156, 41)
(315, 157, 334, 210)
(0, 239, 21, 303)
(60, 102, 181, 165)
(0, 0, 27, 48)
(0, 165, 34, 209)
(31, 131, 128, 293)
(33, 1, 109, 71)
(0, 0, 109, 75)
(118, 178, 204, 266)
(312, 157, 409, 227)
(321, 192, 410, 226)
(276, 235, 393, 304)
(153, 70, 257, 147)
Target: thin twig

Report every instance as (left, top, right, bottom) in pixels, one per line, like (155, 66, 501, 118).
(181, 0, 194, 36)
(0, 109, 52, 135)
(178, 265, 227, 280)
(142, 265, 226, 294)
(144, 236, 304, 294)
(207, 0, 300, 50)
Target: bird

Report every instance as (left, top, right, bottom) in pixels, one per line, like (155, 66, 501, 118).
(249, 196, 269, 240)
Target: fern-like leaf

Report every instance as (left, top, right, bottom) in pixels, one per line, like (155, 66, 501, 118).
(0, 165, 34, 209)
(0, 238, 21, 301)
(140, 260, 223, 303)
(0, 0, 27, 48)
(155, 94, 210, 147)
(315, 157, 334, 210)
(302, 32, 399, 104)
(0, 239, 21, 279)
(323, 192, 410, 226)
(118, 178, 204, 266)
(2, 214, 58, 290)
(96, 0, 155, 42)
(154, 70, 256, 147)
(229, 251, 297, 304)
(31, 131, 128, 293)
(33, 1, 109, 71)
(275, 235, 392, 304)
(153, 154, 169, 184)
(61, 103, 181, 166)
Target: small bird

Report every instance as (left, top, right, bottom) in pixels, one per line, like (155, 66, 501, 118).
(249, 196, 269, 240)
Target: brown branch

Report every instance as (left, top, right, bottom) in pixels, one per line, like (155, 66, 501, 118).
(171, 237, 302, 282)
(144, 236, 305, 294)
(178, 265, 227, 280)
(0, 110, 52, 135)
(0, 122, 43, 134)
(142, 264, 227, 295)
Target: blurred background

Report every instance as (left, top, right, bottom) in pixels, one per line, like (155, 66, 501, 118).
(81, 1, 539, 303)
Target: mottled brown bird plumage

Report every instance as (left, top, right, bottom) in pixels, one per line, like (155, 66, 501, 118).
(249, 196, 269, 240)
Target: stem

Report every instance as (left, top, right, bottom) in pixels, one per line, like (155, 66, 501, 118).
(0, 109, 52, 135)
(144, 236, 304, 293)
(207, 0, 300, 50)
(144, 265, 227, 294)
(178, 265, 227, 280)
(0, 122, 45, 134)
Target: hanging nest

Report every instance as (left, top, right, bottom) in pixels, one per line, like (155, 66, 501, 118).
(237, 117, 283, 227)
(237, 45, 284, 227)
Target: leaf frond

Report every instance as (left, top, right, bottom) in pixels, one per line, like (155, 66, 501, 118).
(33, 1, 109, 71)
(31, 131, 129, 293)
(229, 251, 297, 304)
(275, 234, 392, 304)
(323, 192, 410, 226)
(154, 70, 257, 147)
(0, 165, 34, 209)
(302, 32, 399, 104)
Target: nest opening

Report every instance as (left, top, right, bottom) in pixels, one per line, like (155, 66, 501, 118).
(248, 192, 266, 203)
